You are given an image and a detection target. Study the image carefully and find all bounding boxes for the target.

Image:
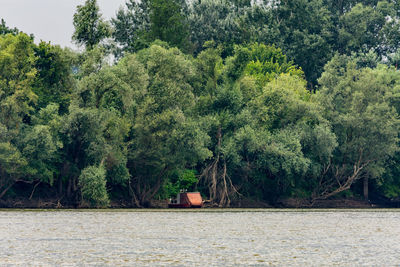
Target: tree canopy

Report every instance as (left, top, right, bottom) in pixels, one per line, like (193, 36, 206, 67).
(2, 0, 400, 208)
(72, 0, 111, 49)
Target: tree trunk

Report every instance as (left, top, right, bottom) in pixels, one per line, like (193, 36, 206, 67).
(313, 152, 371, 202)
(0, 182, 15, 199)
(58, 176, 63, 196)
(29, 181, 41, 200)
(363, 176, 368, 201)
(67, 178, 72, 198)
(199, 126, 240, 207)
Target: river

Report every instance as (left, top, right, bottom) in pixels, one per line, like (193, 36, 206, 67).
(0, 209, 399, 266)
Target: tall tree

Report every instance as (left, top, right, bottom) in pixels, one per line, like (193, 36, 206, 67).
(337, 1, 398, 56)
(72, 0, 111, 49)
(33, 42, 75, 114)
(0, 19, 19, 35)
(0, 33, 37, 131)
(58, 50, 142, 205)
(187, 0, 244, 55)
(315, 55, 400, 200)
(260, 0, 334, 87)
(126, 44, 211, 206)
(0, 33, 61, 199)
(111, 0, 151, 56)
(193, 43, 333, 206)
(149, 0, 190, 51)
(111, 0, 190, 56)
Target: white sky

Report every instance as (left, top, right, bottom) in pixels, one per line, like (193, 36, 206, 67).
(0, 0, 127, 49)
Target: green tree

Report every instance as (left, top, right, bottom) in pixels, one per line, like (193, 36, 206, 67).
(111, 0, 151, 56)
(126, 44, 211, 206)
(74, 53, 148, 189)
(224, 74, 336, 203)
(61, 49, 151, 205)
(0, 19, 19, 35)
(111, 0, 189, 55)
(0, 34, 64, 200)
(0, 34, 37, 197)
(74, 45, 107, 79)
(337, 2, 397, 56)
(316, 55, 400, 200)
(149, 0, 190, 51)
(60, 47, 136, 201)
(60, 105, 106, 200)
(260, 0, 334, 87)
(225, 43, 304, 85)
(60, 105, 130, 204)
(187, 0, 244, 55)
(72, 0, 111, 49)
(193, 43, 332, 206)
(33, 42, 75, 114)
(78, 164, 110, 207)
(0, 34, 37, 130)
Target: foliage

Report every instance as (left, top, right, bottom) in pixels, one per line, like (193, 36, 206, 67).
(111, 0, 189, 56)
(316, 55, 400, 199)
(193, 43, 327, 205)
(78, 164, 110, 207)
(229, 75, 336, 201)
(160, 169, 198, 198)
(19, 124, 62, 185)
(149, 0, 190, 51)
(0, 19, 19, 35)
(2, 2, 400, 207)
(242, 0, 334, 87)
(0, 33, 37, 198)
(72, 0, 111, 49)
(127, 44, 211, 206)
(0, 140, 28, 198)
(377, 152, 400, 199)
(337, 1, 398, 56)
(111, 0, 151, 56)
(225, 43, 304, 85)
(187, 0, 244, 55)
(33, 42, 75, 114)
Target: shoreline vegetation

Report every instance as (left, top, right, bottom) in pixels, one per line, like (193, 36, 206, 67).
(1, 196, 399, 209)
(2, 0, 400, 209)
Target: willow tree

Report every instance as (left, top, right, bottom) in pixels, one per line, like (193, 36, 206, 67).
(194, 43, 321, 206)
(225, 73, 337, 203)
(316, 55, 400, 200)
(126, 44, 211, 207)
(0, 33, 37, 198)
(60, 49, 148, 206)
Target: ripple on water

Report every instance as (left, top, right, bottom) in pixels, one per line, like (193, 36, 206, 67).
(0, 210, 400, 266)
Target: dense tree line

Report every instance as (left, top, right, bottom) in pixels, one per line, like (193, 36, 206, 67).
(1, 0, 400, 207)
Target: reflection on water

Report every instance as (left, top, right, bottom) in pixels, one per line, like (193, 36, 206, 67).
(1, 209, 400, 266)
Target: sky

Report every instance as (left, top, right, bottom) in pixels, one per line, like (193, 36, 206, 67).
(0, 0, 127, 49)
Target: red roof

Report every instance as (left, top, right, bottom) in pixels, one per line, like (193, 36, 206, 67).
(186, 192, 202, 206)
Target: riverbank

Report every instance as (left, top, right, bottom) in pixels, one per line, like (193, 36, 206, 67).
(1, 196, 398, 209)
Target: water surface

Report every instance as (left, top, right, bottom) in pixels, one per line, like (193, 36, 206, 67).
(1, 209, 399, 266)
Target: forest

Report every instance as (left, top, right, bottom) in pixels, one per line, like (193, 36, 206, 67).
(1, 0, 400, 208)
